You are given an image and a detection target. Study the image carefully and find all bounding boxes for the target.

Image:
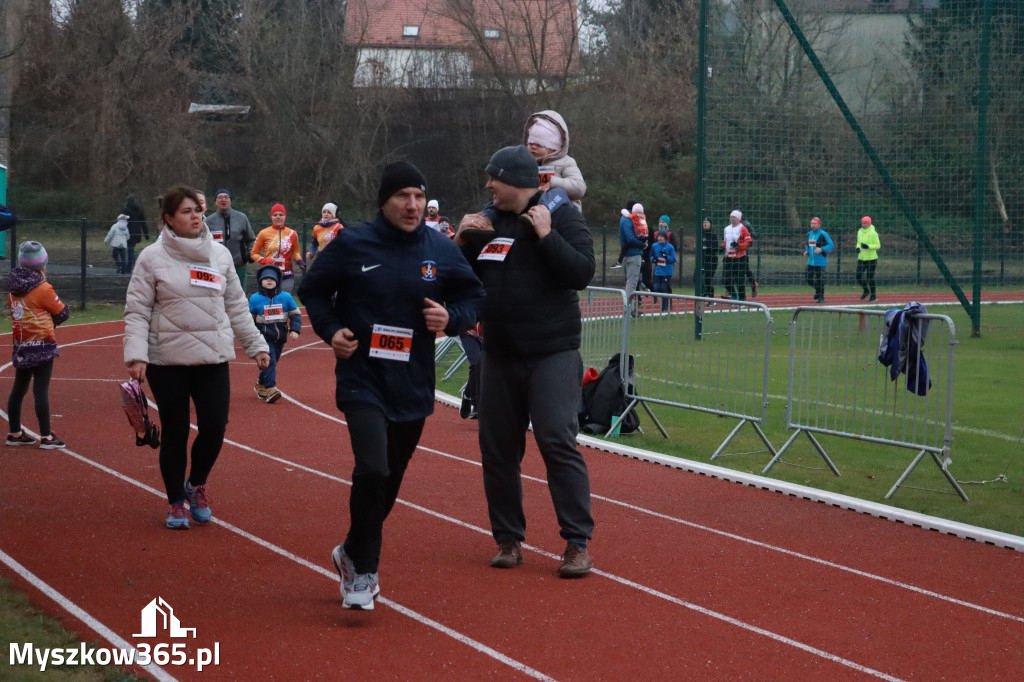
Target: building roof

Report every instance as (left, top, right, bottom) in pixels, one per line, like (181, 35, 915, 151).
(344, 0, 578, 77)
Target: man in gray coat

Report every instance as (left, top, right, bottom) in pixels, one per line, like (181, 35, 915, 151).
(205, 189, 256, 290)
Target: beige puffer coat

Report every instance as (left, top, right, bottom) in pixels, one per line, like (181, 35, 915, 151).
(522, 109, 587, 210)
(124, 224, 268, 366)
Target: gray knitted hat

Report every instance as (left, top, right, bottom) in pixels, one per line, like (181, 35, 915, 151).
(485, 145, 539, 189)
(18, 241, 48, 271)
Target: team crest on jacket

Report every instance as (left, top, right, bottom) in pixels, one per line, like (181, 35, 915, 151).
(420, 260, 438, 281)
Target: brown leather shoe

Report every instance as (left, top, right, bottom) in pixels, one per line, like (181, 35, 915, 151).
(455, 215, 495, 246)
(558, 542, 593, 578)
(490, 540, 523, 568)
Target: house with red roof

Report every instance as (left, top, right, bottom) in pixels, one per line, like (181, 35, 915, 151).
(344, 0, 579, 90)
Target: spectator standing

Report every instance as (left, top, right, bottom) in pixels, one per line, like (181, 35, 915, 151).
(104, 213, 131, 274)
(455, 144, 597, 578)
(251, 204, 306, 294)
(699, 218, 722, 298)
(618, 197, 646, 316)
(722, 210, 753, 300)
(122, 194, 149, 273)
(123, 185, 269, 530)
(804, 217, 834, 303)
(650, 231, 677, 312)
(856, 216, 881, 301)
(300, 161, 484, 610)
(205, 189, 256, 288)
(6, 241, 70, 449)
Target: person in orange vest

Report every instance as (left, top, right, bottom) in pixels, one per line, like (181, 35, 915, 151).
(251, 203, 306, 293)
(307, 203, 344, 261)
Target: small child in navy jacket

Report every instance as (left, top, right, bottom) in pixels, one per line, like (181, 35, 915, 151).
(248, 264, 301, 403)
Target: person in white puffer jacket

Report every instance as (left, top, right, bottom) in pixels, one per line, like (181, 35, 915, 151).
(124, 185, 269, 531)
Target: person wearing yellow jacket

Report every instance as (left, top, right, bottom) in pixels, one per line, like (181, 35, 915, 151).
(251, 203, 306, 292)
(856, 216, 881, 301)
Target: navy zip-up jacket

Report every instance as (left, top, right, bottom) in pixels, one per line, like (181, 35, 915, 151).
(299, 212, 485, 422)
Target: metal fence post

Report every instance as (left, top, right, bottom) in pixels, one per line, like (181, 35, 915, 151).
(80, 218, 88, 311)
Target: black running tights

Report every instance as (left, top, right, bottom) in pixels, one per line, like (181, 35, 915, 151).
(6, 360, 54, 436)
(146, 363, 231, 504)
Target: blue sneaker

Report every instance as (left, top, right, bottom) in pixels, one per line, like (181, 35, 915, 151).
(166, 503, 190, 530)
(184, 482, 212, 523)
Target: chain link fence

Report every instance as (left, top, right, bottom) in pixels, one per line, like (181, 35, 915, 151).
(698, 0, 1024, 333)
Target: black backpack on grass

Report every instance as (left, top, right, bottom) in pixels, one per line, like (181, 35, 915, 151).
(580, 353, 640, 435)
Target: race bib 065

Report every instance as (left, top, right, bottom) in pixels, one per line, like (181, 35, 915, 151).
(368, 324, 413, 362)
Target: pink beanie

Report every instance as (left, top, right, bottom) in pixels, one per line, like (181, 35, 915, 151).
(527, 118, 562, 152)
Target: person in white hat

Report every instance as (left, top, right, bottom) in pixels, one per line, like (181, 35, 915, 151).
(722, 210, 753, 300)
(425, 199, 441, 231)
(307, 202, 344, 261)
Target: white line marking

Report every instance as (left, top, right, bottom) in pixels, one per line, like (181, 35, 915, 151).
(0, 549, 177, 682)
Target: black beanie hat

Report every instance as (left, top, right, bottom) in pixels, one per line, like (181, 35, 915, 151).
(377, 161, 427, 207)
(485, 145, 539, 189)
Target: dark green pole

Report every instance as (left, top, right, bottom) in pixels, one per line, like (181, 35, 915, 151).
(80, 218, 88, 311)
(693, 0, 709, 341)
(973, 0, 993, 337)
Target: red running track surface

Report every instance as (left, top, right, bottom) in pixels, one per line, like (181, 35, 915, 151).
(1, 317, 1022, 681)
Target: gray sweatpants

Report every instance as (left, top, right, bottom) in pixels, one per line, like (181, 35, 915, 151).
(478, 349, 594, 544)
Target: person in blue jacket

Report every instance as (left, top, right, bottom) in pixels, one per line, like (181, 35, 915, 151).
(804, 216, 834, 303)
(299, 161, 485, 612)
(248, 264, 301, 404)
(618, 197, 647, 316)
(650, 230, 677, 312)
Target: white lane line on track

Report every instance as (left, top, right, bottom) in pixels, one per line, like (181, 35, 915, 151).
(0, 335, 553, 681)
(211, 437, 905, 681)
(0, 549, 177, 682)
(49, 447, 554, 682)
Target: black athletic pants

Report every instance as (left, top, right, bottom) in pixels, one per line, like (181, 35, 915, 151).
(341, 403, 425, 574)
(7, 360, 54, 436)
(147, 363, 231, 504)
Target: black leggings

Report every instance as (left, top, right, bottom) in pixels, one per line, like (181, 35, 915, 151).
(6, 360, 54, 436)
(146, 363, 231, 504)
(856, 259, 877, 296)
(342, 403, 425, 574)
(806, 265, 825, 298)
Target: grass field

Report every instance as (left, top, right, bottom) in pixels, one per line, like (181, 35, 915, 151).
(439, 301, 1024, 537)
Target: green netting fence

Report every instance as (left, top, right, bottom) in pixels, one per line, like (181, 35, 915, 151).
(696, 0, 1023, 335)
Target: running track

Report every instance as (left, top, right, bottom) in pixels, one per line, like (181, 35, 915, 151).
(1, 303, 1022, 681)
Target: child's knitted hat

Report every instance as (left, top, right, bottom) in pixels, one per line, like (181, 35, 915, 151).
(632, 203, 644, 215)
(18, 241, 48, 271)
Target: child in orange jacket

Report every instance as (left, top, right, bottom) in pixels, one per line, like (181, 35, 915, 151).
(6, 241, 71, 449)
(251, 203, 306, 293)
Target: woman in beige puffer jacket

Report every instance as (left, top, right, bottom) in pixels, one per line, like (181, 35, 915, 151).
(124, 185, 269, 530)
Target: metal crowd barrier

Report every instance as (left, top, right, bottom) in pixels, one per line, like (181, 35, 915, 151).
(581, 289, 776, 458)
(578, 287, 631, 374)
(766, 306, 966, 501)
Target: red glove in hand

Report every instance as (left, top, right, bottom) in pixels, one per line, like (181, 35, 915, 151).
(257, 257, 274, 265)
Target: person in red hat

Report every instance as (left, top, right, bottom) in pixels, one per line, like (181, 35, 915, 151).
(251, 203, 306, 292)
